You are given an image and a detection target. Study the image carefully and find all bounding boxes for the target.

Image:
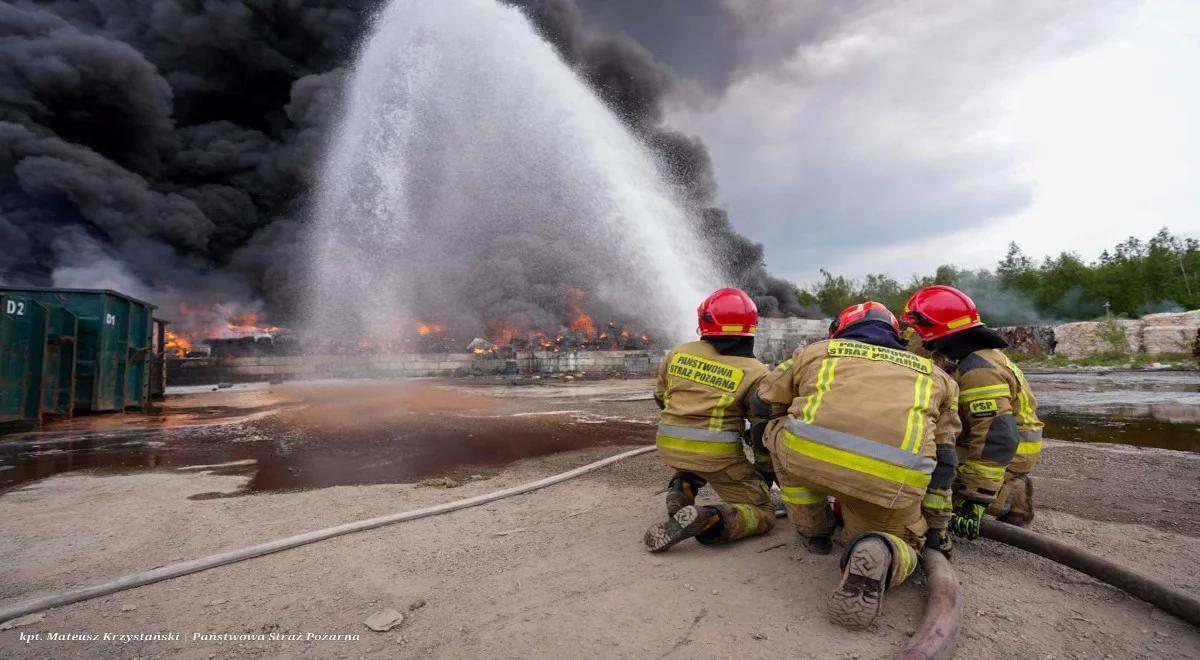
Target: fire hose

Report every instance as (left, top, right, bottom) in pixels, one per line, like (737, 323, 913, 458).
(0, 444, 1194, 659)
(896, 516, 1200, 660)
(896, 549, 961, 660)
(980, 519, 1200, 628)
(0, 446, 658, 624)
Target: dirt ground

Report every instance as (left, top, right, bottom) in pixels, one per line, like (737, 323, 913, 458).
(1, 379, 1198, 659)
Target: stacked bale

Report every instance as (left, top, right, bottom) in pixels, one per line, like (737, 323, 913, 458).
(1052, 320, 1144, 358)
(1141, 311, 1200, 355)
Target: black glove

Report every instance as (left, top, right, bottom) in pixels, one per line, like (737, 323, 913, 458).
(950, 499, 988, 540)
(925, 528, 953, 558)
(748, 421, 768, 451)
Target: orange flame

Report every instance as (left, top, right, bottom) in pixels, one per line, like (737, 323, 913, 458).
(567, 288, 597, 339)
(226, 311, 280, 335)
(164, 330, 192, 357)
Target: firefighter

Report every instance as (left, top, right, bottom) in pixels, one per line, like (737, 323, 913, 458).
(643, 288, 774, 552)
(752, 302, 960, 629)
(901, 285, 1044, 538)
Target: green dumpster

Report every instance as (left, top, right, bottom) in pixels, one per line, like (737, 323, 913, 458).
(41, 304, 78, 417)
(0, 294, 48, 424)
(0, 287, 156, 412)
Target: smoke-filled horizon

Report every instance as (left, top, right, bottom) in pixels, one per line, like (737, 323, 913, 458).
(0, 0, 807, 341)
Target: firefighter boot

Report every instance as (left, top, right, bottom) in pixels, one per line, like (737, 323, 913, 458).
(828, 536, 892, 629)
(997, 475, 1035, 527)
(665, 473, 706, 517)
(644, 505, 720, 553)
(801, 534, 833, 555)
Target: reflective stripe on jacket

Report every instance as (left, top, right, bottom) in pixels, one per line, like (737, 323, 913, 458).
(654, 340, 769, 473)
(758, 339, 960, 512)
(953, 348, 1043, 502)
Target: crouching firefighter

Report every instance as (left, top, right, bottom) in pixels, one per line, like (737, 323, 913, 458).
(752, 302, 961, 629)
(902, 285, 1044, 535)
(643, 288, 774, 552)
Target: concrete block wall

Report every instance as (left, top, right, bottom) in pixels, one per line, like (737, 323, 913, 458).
(167, 350, 665, 385)
(1051, 310, 1200, 358)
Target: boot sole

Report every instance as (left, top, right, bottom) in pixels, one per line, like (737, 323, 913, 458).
(828, 537, 889, 629)
(644, 506, 709, 553)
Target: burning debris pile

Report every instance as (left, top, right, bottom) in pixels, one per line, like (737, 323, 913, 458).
(163, 306, 292, 358)
(165, 289, 660, 359)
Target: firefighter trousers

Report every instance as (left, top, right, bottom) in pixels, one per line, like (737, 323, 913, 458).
(666, 460, 776, 543)
(775, 471, 924, 588)
(986, 472, 1035, 525)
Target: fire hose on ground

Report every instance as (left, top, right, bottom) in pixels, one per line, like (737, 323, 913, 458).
(0, 445, 1194, 660)
(0, 446, 658, 625)
(980, 519, 1200, 628)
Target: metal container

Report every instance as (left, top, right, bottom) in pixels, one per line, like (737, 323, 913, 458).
(150, 319, 168, 400)
(0, 294, 48, 424)
(41, 304, 79, 417)
(0, 287, 156, 412)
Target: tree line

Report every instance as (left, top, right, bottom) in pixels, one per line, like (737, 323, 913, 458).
(797, 228, 1200, 326)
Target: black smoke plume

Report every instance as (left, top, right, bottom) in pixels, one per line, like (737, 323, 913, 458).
(0, 0, 802, 338)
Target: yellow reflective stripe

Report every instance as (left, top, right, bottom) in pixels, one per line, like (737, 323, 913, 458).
(921, 491, 952, 511)
(960, 384, 1011, 403)
(958, 460, 1006, 481)
(656, 435, 743, 455)
(801, 357, 839, 423)
(1016, 440, 1043, 455)
(780, 485, 826, 505)
(901, 374, 934, 453)
(1016, 392, 1037, 426)
(894, 538, 917, 578)
(946, 316, 975, 329)
(776, 358, 794, 371)
(781, 431, 932, 490)
(708, 394, 735, 431)
(733, 503, 764, 533)
(1002, 355, 1042, 429)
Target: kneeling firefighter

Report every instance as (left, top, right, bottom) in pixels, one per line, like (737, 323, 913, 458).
(752, 302, 961, 629)
(643, 288, 774, 552)
(902, 285, 1044, 536)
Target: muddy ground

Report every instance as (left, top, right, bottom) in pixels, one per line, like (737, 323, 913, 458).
(1, 376, 1198, 659)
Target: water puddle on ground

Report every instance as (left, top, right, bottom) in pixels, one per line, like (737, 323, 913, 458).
(0, 412, 653, 496)
(1041, 414, 1200, 452)
(1031, 370, 1200, 452)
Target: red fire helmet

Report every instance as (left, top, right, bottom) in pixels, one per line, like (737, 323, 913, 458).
(901, 285, 983, 342)
(829, 301, 900, 338)
(698, 288, 758, 337)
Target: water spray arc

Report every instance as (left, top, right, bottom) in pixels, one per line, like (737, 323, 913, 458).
(307, 0, 717, 345)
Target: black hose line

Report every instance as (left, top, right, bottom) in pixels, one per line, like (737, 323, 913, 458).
(981, 519, 1200, 628)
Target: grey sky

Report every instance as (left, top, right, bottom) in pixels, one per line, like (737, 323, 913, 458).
(579, 0, 1200, 286)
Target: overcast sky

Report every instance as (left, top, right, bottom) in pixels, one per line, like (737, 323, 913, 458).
(581, 0, 1200, 286)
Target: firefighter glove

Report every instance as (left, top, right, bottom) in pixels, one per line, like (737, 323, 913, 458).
(925, 528, 953, 558)
(950, 500, 987, 539)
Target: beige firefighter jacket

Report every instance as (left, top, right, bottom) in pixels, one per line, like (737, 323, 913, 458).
(952, 348, 1043, 503)
(654, 340, 769, 473)
(756, 339, 961, 529)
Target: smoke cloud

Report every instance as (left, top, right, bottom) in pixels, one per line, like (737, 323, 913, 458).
(0, 0, 804, 339)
